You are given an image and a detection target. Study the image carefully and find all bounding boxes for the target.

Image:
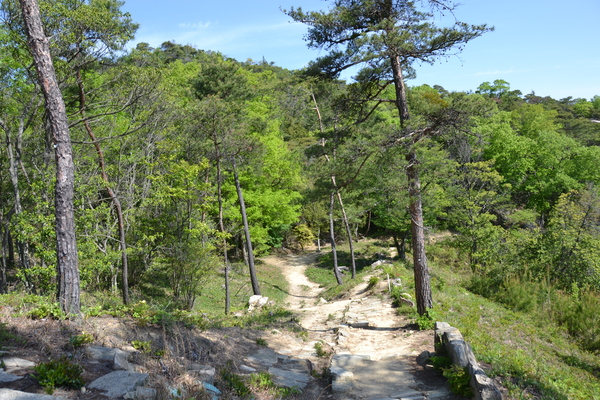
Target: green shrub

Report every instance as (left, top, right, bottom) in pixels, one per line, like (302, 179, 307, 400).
(69, 332, 94, 347)
(131, 340, 152, 353)
(429, 355, 452, 369)
(367, 275, 380, 290)
(415, 309, 438, 331)
(442, 364, 473, 397)
(220, 369, 250, 396)
(314, 341, 330, 358)
(33, 357, 84, 394)
(552, 290, 600, 352)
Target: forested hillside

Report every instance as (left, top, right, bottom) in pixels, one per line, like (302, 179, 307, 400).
(1, 1, 600, 398)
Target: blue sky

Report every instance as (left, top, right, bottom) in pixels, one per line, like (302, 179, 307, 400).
(121, 0, 600, 100)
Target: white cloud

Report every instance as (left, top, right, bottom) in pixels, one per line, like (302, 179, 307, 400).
(178, 21, 212, 30)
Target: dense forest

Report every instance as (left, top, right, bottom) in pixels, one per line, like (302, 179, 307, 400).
(2, 1, 600, 395)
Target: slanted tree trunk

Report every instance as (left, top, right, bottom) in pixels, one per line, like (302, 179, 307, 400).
(232, 157, 260, 296)
(75, 69, 129, 304)
(335, 186, 357, 278)
(312, 93, 357, 279)
(19, 0, 81, 315)
(329, 192, 343, 285)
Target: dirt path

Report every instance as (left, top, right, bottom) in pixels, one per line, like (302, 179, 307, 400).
(262, 251, 466, 400)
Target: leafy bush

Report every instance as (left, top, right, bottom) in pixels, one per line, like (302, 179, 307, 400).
(220, 369, 251, 396)
(442, 365, 473, 397)
(314, 341, 330, 358)
(33, 358, 84, 394)
(415, 309, 438, 330)
(69, 332, 94, 347)
(367, 275, 380, 290)
(552, 290, 600, 352)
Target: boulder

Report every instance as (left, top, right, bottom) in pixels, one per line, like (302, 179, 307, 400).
(88, 371, 149, 399)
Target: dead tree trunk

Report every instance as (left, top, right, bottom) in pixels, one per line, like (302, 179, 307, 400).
(232, 157, 260, 296)
(329, 192, 343, 285)
(19, 0, 81, 315)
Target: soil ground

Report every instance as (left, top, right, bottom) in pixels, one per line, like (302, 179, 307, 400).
(0, 250, 463, 400)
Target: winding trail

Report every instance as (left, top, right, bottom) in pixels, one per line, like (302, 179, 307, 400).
(262, 251, 466, 400)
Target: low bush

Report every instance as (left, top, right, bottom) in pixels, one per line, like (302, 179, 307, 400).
(33, 357, 84, 394)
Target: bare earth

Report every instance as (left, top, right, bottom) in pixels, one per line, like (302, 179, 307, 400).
(262, 251, 466, 400)
(0, 250, 463, 400)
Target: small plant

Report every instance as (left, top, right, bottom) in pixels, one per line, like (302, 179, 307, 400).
(442, 364, 473, 397)
(314, 341, 330, 358)
(131, 340, 152, 353)
(33, 357, 84, 394)
(367, 275, 380, 290)
(221, 369, 251, 396)
(248, 371, 301, 397)
(255, 337, 267, 346)
(429, 355, 452, 370)
(415, 310, 437, 331)
(27, 302, 63, 320)
(297, 330, 308, 341)
(249, 371, 274, 388)
(69, 332, 94, 347)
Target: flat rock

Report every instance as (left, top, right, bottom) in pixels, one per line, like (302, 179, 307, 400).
(331, 353, 370, 369)
(0, 370, 23, 383)
(0, 388, 66, 400)
(85, 346, 119, 362)
(245, 348, 279, 367)
(2, 357, 36, 373)
(88, 371, 149, 398)
(268, 366, 310, 389)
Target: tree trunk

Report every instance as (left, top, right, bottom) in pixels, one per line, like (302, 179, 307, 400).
(1, 119, 34, 292)
(390, 55, 410, 123)
(393, 231, 407, 261)
(75, 70, 129, 304)
(19, 0, 81, 315)
(215, 147, 231, 314)
(329, 192, 343, 285)
(406, 149, 433, 315)
(335, 187, 357, 278)
(232, 157, 260, 296)
(390, 53, 432, 316)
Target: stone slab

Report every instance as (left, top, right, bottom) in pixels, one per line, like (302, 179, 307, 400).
(268, 366, 310, 389)
(0, 389, 65, 400)
(244, 348, 278, 367)
(2, 357, 36, 373)
(0, 370, 23, 383)
(88, 371, 149, 399)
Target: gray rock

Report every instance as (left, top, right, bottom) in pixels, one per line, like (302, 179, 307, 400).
(239, 364, 257, 373)
(245, 347, 279, 367)
(389, 389, 424, 399)
(0, 389, 65, 400)
(124, 386, 156, 400)
(113, 349, 133, 371)
(0, 370, 23, 383)
(268, 366, 310, 389)
(248, 295, 269, 311)
(85, 346, 119, 362)
(329, 366, 354, 382)
(187, 364, 216, 383)
(1, 357, 36, 373)
(331, 353, 370, 369)
(88, 371, 149, 399)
